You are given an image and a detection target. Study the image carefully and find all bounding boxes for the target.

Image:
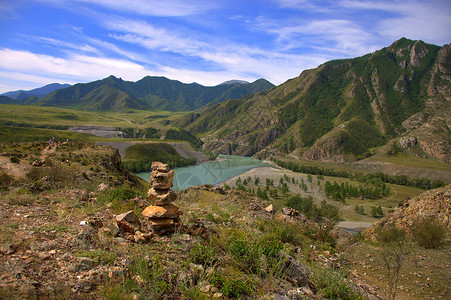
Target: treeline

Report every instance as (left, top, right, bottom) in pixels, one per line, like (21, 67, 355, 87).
(325, 181, 390, 201)
(0, 120, 70, 130)
(120, 127, 160, 139)
(122, 143, 196, 173)
(165, 128, 204, 149)
(276, 160, 445, 190)
(286, 195, 341, 223)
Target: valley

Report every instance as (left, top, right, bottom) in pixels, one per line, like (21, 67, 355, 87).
(0, 37, 450, 299)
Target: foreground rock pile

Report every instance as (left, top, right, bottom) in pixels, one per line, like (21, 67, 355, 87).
(142, 162, 183, 235)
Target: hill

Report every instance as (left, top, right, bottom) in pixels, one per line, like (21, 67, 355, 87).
(175, 38, 450, 162)
(1, 83, 71, 100)
(27, 76, 274, 112)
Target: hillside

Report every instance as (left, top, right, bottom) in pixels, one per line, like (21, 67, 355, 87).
(175, 38, 451, 162)
(0, 140, 376, 299)
(22, 76, 274, 112)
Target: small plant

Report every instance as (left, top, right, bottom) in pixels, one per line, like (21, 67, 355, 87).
(377, 226, 410, 300)
(210, 267, 257, 298)
(410, 217, 446, 249)
(75, 249, 117, 265)
(189, 243, 217, 266)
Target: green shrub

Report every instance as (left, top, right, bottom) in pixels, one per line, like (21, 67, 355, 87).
(410, 217, 446, 249)
(9, 156, 20, 164)
(0, 171, 13, 191)
(311, 266, 363, 300)
(189, 243, 217, 266)
(210, 268, 257, 298)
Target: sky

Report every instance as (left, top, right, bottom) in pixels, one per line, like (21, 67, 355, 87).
(0, 0, 450, 93)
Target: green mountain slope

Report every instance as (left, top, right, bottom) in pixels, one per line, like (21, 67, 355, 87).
(35, 76, 274, 111)
(175, 38, 451, 162)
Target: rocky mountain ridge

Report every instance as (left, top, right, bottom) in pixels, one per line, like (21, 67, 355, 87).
(176, 38, 450, 162)
(0, 76, 274, 112)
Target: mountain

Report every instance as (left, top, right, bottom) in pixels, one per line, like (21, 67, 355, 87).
(2, 83, 71, 100)
(33, 76, 274, 111)
(220, 80, 250, 85)
(175, 38, 451, 162)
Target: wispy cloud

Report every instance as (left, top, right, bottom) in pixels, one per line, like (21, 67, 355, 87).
(40, 0, 220, 17)
(0, 48, 150, 88)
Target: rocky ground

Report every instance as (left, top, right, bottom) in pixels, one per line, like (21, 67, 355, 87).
(0, 141, 449, 299)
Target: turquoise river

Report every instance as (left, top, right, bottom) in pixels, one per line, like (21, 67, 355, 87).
(137, 155, 271, 191)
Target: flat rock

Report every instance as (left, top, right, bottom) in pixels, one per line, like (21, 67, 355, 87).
(142, 204, 183, 219)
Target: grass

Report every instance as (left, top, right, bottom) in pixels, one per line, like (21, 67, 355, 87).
(372, 154, 451, 172)
(0, 104, 187, 130)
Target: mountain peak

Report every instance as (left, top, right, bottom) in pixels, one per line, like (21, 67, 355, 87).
(220, 80, 250, 85)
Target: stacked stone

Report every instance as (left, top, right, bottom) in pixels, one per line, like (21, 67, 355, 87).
(142, 162, 182, 235)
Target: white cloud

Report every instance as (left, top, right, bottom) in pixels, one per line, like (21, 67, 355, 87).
(0, 48, 152, 92)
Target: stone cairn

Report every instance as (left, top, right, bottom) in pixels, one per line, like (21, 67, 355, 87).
(142, 162, 182, 235)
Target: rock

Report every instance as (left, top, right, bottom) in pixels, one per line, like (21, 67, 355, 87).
(281, 252, 312, 287)
(142, 204, 183, 219)
(70, 257, 96, 272)
(0, 243, 14, 255)
(148, 218, 179, 230)
(116, 211, 141, 234)
(265, 204, 274, 213)
(151, 161, 170, 172)
(74, 226, 99, 250)
(97, 183, 109, 191)
(147, 188, 177, 205)
(281, 207, 298, 216)
(150, 170, 174, 189)
(115, 210, 139, 223)
(144, 163, 182, 235)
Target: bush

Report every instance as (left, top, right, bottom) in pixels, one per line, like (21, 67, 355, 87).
(210, 267, 257, 298)
(0, 171, 13, 191)
(311, 266, 363, 300)
(9, 156, 20, 164)
(410, 217, 446, 249)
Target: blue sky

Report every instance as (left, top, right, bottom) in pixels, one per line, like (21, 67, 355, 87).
(0, 0, 450, 93)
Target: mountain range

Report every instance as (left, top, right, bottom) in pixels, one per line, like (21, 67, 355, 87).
(0, 77, 274, 112)
(175, 38, 451, 162)
(2, 83, 71, 100)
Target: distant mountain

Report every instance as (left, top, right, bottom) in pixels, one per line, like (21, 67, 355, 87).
(220, 80, 250, 85)
(175, 38, 451, 162)
(33, 76, 274, 111)
(2, 83, 71, 100)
